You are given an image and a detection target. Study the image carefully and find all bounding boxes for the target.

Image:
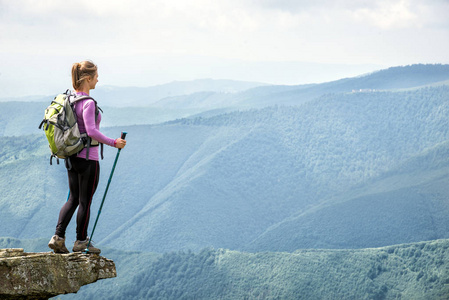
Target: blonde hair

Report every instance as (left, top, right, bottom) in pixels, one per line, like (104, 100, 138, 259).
(71, 60, 97, 90)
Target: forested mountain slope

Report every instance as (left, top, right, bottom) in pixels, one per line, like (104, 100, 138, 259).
(98, 86, 449, 252)
(117, 239, 449, 300)
(245, 140, 449, 251)
(1, 64, 448, 300)
(2, 238, 447, 300)
(0, 84, 447, 254)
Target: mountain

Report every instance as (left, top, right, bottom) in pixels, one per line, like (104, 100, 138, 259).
(89, 78, 268, 107)
(2, 64, 448, 137)
(245, 140, 449, 251)
(0, 101, 204, 136)
(98, 86, 449, 252)
(117, 239, 449, 300)
(2, 238, 448, 300)
(151, 64, 449, 109)
(0, 78, 268, 104)
(1, 85, 448, 254)
(0, 101, 46, 137)
(0, 78, 266, 136)
(2, 64, 449, 300)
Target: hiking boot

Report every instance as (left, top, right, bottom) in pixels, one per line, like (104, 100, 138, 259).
(72, 238, 101, 254)
(48, 235, 70, 254)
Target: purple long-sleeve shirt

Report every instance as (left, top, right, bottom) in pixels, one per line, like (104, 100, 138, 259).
(74, 92, 115, 161)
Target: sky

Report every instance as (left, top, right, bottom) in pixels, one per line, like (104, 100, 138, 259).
(1, 0, 448, 97)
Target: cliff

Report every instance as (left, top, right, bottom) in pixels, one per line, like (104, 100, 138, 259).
(0, 248, 116, 300)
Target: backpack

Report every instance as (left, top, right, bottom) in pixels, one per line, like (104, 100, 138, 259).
(38, 90, 103, 167)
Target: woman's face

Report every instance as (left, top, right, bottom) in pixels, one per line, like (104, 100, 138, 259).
(89, 72, 99, 90)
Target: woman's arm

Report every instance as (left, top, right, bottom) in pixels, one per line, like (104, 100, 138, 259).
(82, 100, 116, 147)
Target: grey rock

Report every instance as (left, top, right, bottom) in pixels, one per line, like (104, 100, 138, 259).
(0, 248, 116, 299)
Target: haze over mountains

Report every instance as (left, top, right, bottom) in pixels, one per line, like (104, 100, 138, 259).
(1, 63, 448, 250)
(1, 64, 449, 298)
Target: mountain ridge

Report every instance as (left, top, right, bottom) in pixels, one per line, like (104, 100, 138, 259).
(150, 64, 449, 109)
(1, 64, 448, 137)
(0, 68, 447, 255)
(95, 85, 449, 252)
(1, 237, 448, 299)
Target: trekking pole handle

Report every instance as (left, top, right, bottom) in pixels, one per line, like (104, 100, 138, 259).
(121, 131, 127, 139)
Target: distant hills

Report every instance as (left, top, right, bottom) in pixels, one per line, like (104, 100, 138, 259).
(150, 64, 449, 109)
(1, 63, 449, 299)
(97, 86, 449, 252)
(1, 73, 448, 253)
(90, 78, 269, 107)
(2, 64, 449, 136)
(0, 78, 267, 136)
(0, 78, 267, 105)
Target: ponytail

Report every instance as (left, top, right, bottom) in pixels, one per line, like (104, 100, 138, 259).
(71, 60, 97, 90)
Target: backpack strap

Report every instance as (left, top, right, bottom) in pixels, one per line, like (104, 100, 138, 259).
(70, 93, 104, 160)
(64, 156, 72, 171)
(50, 154, 60, 166)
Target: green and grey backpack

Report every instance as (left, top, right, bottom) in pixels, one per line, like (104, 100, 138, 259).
(38, 90, 102, 167)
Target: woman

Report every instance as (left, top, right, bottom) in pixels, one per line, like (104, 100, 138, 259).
(48, 60, 126, 254)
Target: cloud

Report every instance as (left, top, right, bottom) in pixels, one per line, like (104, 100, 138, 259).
(0, 0, 447, 98)
(252, 0, 376, 12)
(348, 0, 417, 29)
(251, 0, 449, 29)
(1, 0, 447, 56)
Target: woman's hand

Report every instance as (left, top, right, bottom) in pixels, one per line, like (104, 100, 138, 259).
(115, 138, 127, 149)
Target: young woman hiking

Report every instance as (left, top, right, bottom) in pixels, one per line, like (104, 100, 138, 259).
(48, 60, 126, 254)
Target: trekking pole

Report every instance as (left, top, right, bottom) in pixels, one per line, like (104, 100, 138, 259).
(85, 131, 127, 253)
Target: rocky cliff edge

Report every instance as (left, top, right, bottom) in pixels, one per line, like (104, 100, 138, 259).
(0, 248, 116, 300)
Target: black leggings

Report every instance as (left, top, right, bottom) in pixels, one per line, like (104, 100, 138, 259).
(55, 157, 100, 241)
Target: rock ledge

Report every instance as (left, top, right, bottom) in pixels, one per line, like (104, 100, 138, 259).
(0, 248, 116, 300)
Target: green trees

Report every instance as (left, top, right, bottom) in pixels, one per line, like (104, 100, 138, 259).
(30, 239, 448, 300)
(1, 86, 449, 252)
